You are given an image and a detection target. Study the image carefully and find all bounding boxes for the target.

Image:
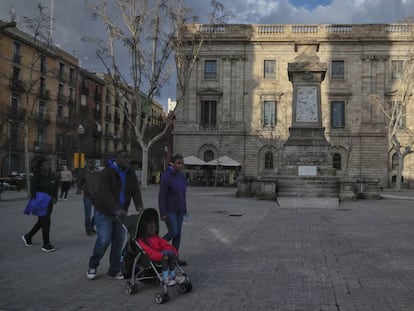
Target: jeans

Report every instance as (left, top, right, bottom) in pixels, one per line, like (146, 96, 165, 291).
(163, 212, 184, 251)
(83, 196, 95, 233)
(88, 211, 125, 276)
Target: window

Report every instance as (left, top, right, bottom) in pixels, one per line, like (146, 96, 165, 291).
(56, 134, 64, 150)
(262, 101, 276, 127)
(13, 42, 21, 63)
(203, 150, 214, 162)
(40, 55, 47, 73)
(264, 152, 274, 169)
(391, 153, 399, 170)
(69, 68, 75, 83)
(40, 78, 46, 95)
(11, 96, 18, 114)
(58, 83, 64, 100)
(12, 67, 20, 81)
(38, 101, 45, 117)
(37, 128, 45, 143)
(264, 60, 276, 79)
(201, 100, 216, 128)
(204, 60, 217, 79)
(391, 60, 403, 79)
(59, 62, 65, 79)
(332, 60, 344, 79)
(331, 101, 345, 128)
(333, 153, 342, 169)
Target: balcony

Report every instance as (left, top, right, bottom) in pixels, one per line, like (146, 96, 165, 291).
(69, 77, 76, 86)
(38, 89, 50, 100)
(13, 54, 21, 64)
(58, 94, 67, 106)
(33, 141, 53, 153)
(3, 139, 24, 151)
(55, 143, 73, 154)
(36, 113, 51, 125)
(105, 113, 112, 121)
(56, 116, 74, 128)
(104, 131, 113, 139)
(7, 107, 26, 121)
(10, 79, 25, 92)
(114, 115, 121, 125)
(80, 105, 89, 115)
(93, 109, 102, 120)
(95, 91, 102, 101)
(67, 99, 76, 108)
(58, 72, 67, 82)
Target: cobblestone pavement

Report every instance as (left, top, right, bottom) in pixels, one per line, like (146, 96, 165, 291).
(0, 186, 413, 311)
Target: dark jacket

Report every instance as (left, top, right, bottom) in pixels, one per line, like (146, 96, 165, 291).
(93, 162, 143, 217)
(77, 166, 100, 197)
(158, 166, 187, 218)
(30, 172, 58, 201)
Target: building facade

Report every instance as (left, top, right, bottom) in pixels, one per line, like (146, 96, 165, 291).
(0, 21, 166, 177)
(174, 24, 414, 188)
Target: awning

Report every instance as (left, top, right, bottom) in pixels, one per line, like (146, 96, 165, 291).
(183, 155, 207, 166)
(206, 156, 242, 167)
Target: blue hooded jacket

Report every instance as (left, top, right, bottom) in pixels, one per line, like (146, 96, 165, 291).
(158, 165, 187, 217)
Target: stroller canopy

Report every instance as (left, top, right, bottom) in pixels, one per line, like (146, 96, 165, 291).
(120, 208, 160, 240)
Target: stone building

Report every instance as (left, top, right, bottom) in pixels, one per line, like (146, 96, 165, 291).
(174, 24, 414, 193)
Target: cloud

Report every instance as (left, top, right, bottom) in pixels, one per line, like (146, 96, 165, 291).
(1, 0, 413, 107)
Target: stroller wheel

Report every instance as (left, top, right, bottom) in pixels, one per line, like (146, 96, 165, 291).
(125, 281, 137, 295)
(155, 292, 169, 304)
(179, 281, 193, 294)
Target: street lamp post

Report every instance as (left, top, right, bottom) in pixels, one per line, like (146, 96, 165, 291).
(76, 124, 85, 194)
(163, 145, 168, 172)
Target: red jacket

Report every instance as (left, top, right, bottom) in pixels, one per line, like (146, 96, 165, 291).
(137, 236, 178, 262)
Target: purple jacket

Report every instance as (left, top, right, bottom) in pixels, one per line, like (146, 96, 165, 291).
(158, 166, 187, 217)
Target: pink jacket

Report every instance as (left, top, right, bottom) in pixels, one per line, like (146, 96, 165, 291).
(137, 236, 178, 262)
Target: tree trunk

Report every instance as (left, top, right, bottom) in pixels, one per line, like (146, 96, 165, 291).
(395, 153, 404, 191)
(24, 125, 31, 196)
(141, 145, 149, 189)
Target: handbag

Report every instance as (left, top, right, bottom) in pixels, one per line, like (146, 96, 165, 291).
(23, 192, 52, 216)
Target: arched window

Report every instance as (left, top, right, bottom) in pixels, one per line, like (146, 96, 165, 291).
(392, 153, 399, 170)
(332, 153, 341, 169)
(264, 152, 273, 169)
(203, 150, 214, 162)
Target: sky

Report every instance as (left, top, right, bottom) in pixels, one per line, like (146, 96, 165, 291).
(1, 0, 413, 109)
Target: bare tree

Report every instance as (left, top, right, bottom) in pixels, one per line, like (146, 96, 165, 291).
(372, 56, 414, 191)
(87, 0, 231, 188)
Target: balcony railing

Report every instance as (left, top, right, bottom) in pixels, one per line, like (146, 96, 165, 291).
(105, 113, 112, 121)
(94, 109, 102, 119)
(58, 94, 67, 105)
(38, 89, 50, 100)
(7, 107, 26, 121)
(56, 116, 74, 128)
(13, 54, 21, 64)
(36, 113, 51, 125)
(3, 139, 24, 151)
(33, 141, 53, 153)
(10, 79, 25, 92)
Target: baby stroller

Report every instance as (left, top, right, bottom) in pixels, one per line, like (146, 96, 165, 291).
(119, 208, 192, 304)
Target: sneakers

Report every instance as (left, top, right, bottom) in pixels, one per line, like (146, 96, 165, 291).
(108, 272, 124, 280)
(86, 268, 97, 280)
(163, 277, 177, 286)
(22, 235, 32, 247)
(41, 243, 56, 252)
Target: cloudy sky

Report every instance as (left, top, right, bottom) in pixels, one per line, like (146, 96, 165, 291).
(1, 0, 413, 109)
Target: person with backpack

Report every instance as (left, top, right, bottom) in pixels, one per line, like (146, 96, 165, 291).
(77, 160, 100, 235)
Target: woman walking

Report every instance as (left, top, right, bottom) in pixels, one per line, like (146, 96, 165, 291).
(159, 154, 188, 266)
(60, 166, 72, 200)
(22, 157, 59, 252)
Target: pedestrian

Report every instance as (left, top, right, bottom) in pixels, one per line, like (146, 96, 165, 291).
(77, 160, 99, 235)
(59, 166, 72, 200)
(86, 150, 144, 280)
(159, 154, 188, 266)
(22, 157, 59, 252)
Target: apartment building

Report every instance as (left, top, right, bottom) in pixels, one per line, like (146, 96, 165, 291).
(174, 23, 414, 188)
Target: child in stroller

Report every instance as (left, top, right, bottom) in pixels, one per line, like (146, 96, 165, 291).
(119, 208, 192, 304)
(137, 221, 181, 286)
